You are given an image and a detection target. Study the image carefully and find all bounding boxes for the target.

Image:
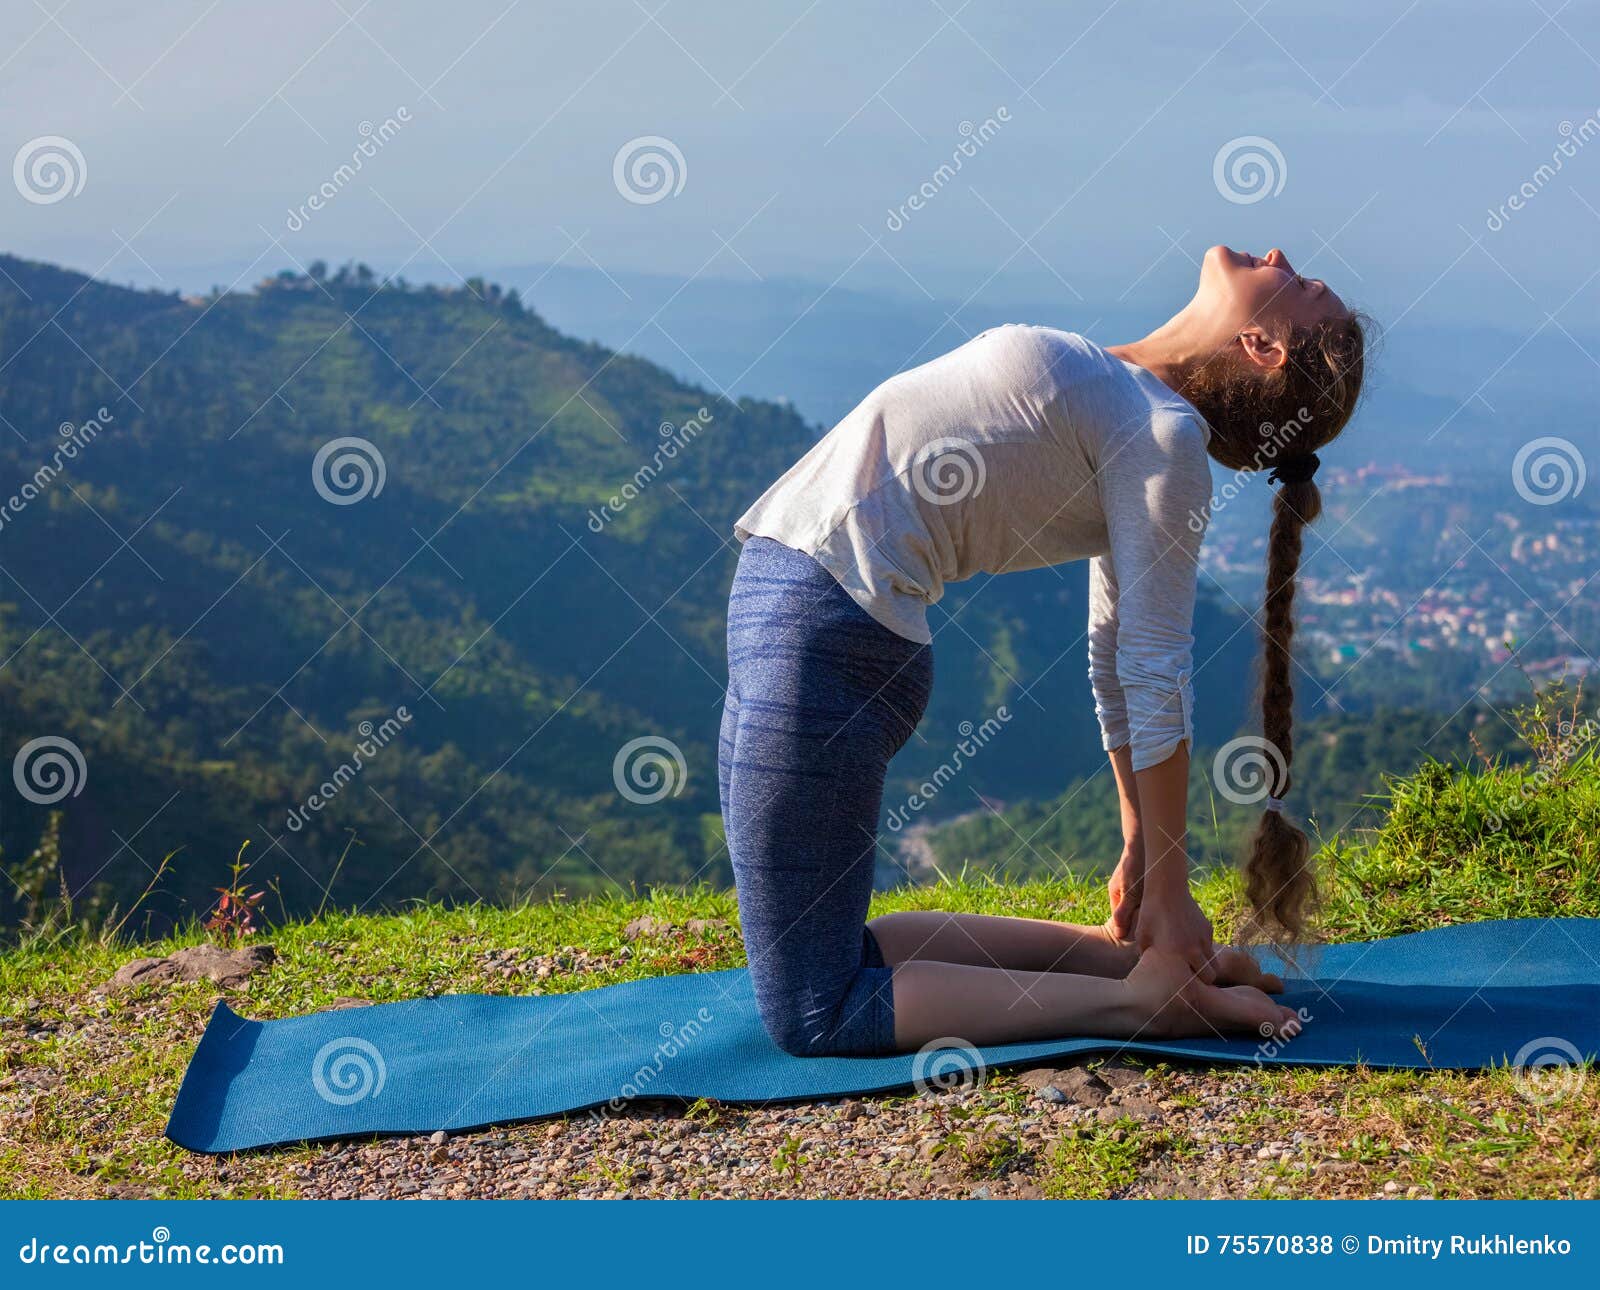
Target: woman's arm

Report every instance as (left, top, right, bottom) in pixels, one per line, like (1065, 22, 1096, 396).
(1093, 411, 1216, 975)
(1106, 736, 1217, 977)
(1104, 744, 1145, 939)
(1130, 741, 1216, 979)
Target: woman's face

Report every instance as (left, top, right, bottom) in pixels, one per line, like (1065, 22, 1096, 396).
(1195, 244, 1348, 343)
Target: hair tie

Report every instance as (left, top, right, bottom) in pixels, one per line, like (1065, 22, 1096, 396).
(1264, 796, 1286, 813)
(1267, 452, 1320, 487)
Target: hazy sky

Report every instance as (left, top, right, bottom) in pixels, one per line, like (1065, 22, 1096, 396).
(4, 1, 1599, 339)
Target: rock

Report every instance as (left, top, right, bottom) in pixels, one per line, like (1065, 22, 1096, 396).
(623, 916, 673, 940)
(1256, 1146, 1276, 1160)
(1094, 1061, 1148, 1091)
(1111, 1097, 1162, 1122)
(840, 1101, 866, 1122)
(109, 944, 274, 990)
(1015, 1068, 1059, 1092)
(168, 944, 276, 986)
(1048, 1066, 1111, 1107)
(319, 997, 370, 1011)
(1035, 1085, 1069, 1104)
(1383, 1180, 1400, 1194)
(429, 1131, 448, 1146)
(110, 957, 177, 989)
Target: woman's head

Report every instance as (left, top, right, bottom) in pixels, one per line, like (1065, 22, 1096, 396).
(1177, 246, 1370, 943)
(1182, 246, 1364, 472)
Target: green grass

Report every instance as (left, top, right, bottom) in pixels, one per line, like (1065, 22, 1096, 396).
(3, 709, 1598, 1199)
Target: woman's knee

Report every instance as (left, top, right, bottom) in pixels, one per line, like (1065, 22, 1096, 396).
(865, 910, 954, 964)
(760, 1010, 825, 1059)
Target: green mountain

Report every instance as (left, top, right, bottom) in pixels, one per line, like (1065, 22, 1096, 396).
(0, 253, 1256, 930)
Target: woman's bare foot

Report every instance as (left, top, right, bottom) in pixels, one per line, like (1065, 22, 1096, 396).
(1210, 945, 1286, 995)
(1124, 948, 1301, 1041)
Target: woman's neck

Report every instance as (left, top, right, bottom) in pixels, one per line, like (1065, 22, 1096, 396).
(1105, 308, 1217, 397)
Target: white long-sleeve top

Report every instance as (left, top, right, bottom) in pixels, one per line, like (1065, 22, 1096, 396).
(735, 325, 1211, 771)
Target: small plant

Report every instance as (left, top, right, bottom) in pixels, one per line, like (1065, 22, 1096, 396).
(926, 1103, 1025, 1179)
(683, 1097, 721, 1126)
(772, 1133, 807, 1182)
(206, 841, 265, 942)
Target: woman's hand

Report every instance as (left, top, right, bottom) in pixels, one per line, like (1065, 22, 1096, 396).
(1134, 887, 1217, 983)
(1105, 841, 1145, 942)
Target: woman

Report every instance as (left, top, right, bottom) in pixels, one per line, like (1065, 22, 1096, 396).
(719, 245, 1366, 1056)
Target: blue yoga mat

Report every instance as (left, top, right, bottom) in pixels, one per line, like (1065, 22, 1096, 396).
(167, 918, 1600, 1153)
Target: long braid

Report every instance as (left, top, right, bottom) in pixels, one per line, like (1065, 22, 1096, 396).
(1245, 477, 1321, 939)
(1184, 311, 1370, 942)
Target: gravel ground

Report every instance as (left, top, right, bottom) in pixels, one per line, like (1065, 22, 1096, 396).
(7, 945, 1594, 1200)
(258, 1061, 1423, 1200)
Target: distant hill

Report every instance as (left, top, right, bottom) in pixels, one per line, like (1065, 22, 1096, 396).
(0, 253, 1257, 930)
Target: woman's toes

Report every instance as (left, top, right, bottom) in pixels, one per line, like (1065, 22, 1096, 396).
(1201, 983, 1283, 1035)
(1214, 947, 1284, 994)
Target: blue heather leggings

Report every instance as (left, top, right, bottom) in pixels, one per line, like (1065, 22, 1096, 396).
(719, 537, 933, 1056)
